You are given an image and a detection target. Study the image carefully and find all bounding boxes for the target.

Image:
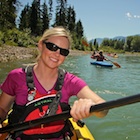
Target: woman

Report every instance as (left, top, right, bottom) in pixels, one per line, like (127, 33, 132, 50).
(0, 26, 108, 139)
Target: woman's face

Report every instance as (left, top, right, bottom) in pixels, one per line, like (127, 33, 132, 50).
(38, 36, 69, 69)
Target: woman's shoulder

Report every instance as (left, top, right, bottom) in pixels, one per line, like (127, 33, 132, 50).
(65, 71, 77, 79)
(65, 71, 87, 85)
(8, 67, 25, 78)
(10, 67, 24, 73)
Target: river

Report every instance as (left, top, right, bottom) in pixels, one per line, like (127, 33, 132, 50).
(0, 53, 140, 140)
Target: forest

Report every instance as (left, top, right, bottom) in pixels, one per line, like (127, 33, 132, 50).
(0, 0, 140, 52)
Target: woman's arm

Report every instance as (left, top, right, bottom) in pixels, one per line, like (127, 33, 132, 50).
(0, 92, 15, 121)
(70, 86, 108, 121)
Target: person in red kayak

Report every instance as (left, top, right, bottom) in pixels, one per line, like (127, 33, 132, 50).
(0, 26, 108, 140)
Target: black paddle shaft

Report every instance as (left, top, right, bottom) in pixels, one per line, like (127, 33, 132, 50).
(0, 94, 140, 133)
(90, 93, 140, 112)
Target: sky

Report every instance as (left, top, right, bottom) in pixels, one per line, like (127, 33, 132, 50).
(19, 0, 140, 40)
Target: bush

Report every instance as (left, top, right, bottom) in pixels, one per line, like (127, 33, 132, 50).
(3, 28, 37, 47)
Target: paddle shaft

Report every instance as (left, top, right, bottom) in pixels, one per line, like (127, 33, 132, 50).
(0, 93, 140, 133)
(90, 93, 140, 112)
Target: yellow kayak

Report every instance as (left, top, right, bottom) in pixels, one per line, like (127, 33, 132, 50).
(70, 118, 95, 140)
(0, 118, 95, 140)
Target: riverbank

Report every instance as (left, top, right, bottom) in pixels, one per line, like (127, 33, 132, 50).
(0, 45, 38, 62)
(0, 45, 87, 62)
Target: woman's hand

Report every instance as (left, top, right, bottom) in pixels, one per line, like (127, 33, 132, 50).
(70, 98, 95, 122)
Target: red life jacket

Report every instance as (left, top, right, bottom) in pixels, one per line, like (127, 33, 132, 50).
(22, 91, 66, 137)
(8, 65, 72, 139)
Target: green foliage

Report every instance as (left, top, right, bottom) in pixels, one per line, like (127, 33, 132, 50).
(75, 20, 84, 39)
(42, 2, 49, 31)
(53, 0, 67, 27)
(19, 4, 31, 30)
(125, 36, 133, 51)
(99, 46, 125, 53)
(67, 6, 76, 32)
(3, 28, 37, 47)
(129, 35, 140, 52)
(0, 0, 18, 30)
(1, 0, 85, 50)
(100, 36, 140, 52)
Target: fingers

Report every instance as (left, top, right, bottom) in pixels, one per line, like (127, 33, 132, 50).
(70, 99, 95, 122)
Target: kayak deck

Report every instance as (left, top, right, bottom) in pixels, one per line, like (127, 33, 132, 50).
(70, 118, 95, 140)
(90, 61, 113, 67)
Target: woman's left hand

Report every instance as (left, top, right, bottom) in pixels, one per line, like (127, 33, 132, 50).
(70, 98, 95, 122)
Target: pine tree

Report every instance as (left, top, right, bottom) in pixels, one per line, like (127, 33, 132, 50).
(75, 20, 84, 39)
(53, 0, 67, 27)
(48, 0, 53, 20)
(67, 6, 76, 32)
(30, 0, 42, 36)
(0, 0, 19, 30)
(19, 4, 31, 30)
(42, 1, 49, 32)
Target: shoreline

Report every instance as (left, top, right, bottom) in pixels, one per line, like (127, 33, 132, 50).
(0, 45, 87, 62)
(0, 45, 37, 62)
(0, 45, 139, 62)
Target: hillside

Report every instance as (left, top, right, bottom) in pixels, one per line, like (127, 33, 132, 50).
(90, 36, 126, 45)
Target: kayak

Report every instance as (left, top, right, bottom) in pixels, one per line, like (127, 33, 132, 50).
(90, 61, 113, 67)
(106, 53, 119, 58)
(70, 118, 95, 140)
(0, 118, 95, 140)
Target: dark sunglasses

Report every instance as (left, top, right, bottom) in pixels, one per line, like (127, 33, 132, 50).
(43, 41, 69, 56)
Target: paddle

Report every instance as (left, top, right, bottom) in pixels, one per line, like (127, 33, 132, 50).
(106, 57, 121, 68)
(0, 93, 140, 133)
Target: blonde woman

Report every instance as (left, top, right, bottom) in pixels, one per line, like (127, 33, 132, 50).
(0, 26, 108, 140)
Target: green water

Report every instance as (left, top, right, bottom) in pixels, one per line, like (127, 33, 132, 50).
(0, 54, 140, 140)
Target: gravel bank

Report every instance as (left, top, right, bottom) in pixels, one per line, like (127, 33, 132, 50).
(0, 45, 88, 62)
(0, 45, 37, 62)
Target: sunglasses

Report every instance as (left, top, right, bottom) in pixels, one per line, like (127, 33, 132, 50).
(43, 41, 69, 56)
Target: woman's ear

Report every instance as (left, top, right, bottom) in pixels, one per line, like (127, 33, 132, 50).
(38, 40, 43, 51)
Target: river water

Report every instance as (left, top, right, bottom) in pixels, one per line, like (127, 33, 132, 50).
(0, 53, 140, 140)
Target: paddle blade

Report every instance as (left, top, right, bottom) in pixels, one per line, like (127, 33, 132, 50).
(113, 62, 121, 68)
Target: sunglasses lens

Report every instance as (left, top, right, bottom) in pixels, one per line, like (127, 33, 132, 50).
(43, 41, 69, 56)
(46, 42, 58, 51)
(60, 49, 69, 56)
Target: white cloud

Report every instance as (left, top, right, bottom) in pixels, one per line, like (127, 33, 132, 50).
(126, 12, 132, 18)
(126, 12, 140, 20)
(134, 15, 140, 18)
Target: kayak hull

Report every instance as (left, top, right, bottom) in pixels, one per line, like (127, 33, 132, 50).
(90, 61, 113, 67)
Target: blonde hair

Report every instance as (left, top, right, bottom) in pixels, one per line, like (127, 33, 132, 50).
(36, 26, 72, 61)
(40, 26, 72, 49)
